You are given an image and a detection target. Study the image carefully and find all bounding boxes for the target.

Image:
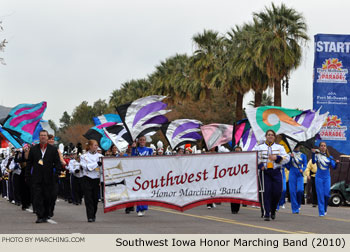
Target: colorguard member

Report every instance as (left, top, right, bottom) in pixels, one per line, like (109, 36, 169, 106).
(286, 144, 307, 214)
(311, 142, 338, 217)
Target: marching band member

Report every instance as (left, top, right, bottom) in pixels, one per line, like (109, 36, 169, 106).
(254, 130, 290, 221)
(131, 135, 153, 216)
(305, 159, 318, 207)
(69, 150, 83, 205)
(1, 155, 9, 199)
(312, 142, 339, 217)
(157, 141, 164, 155)
(5, 150, 15, 204)
(111, 145, 119, 156)
(15, 145, 32, 210)
(10, 150, 22, 206)
(80, 140, 103, 222)
(286, 144, 307, 214)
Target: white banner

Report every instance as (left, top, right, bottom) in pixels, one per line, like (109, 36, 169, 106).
(102, 152, 259, 212)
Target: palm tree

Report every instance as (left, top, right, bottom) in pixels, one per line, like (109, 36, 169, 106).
(190, 30, 223, 101)
(227, 22, 269, 108)
(252, 3, 309, 106)
(248, 92, 274, 107)
(148, 54, 192, 105)
(109, 78, 152, 108)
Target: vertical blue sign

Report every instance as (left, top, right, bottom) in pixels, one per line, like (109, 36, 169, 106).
(313, 34, 350, 154)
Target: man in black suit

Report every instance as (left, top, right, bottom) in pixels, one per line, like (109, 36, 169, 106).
(26, 130, 61, 223)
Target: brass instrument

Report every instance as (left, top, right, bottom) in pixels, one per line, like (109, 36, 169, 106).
(104, 162, 142, 202)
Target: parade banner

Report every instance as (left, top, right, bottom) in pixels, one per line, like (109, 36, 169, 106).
(102, 152, 259, 213)
(313, 34, 350, 154)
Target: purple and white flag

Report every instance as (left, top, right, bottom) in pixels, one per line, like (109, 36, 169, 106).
(161, 119, 202, 149)
(116, 95, 171, 141)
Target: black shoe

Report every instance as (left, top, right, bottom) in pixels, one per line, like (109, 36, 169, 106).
(231, 211, 238, 214)
(36, 218, 47, 223)
(264, 216, 270, 221)
(88, 218, 94, 222)
(125, 207, 134, 214)
(312, 205, 316, 208)
(271, 213, 276, 220)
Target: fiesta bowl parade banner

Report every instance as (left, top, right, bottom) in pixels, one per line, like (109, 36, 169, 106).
(102, 152, 259, 213)
(313, 34, 350, 154)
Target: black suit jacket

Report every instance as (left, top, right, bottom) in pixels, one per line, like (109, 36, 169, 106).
(25, 144, 61, 185)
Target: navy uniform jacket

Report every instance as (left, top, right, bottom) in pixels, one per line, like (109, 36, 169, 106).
(25, 144, 61, 185)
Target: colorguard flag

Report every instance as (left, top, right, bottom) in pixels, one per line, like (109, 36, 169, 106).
(1, 102, 47, 144)
(245, 106, 328, 151)
(228, 119, 258, 151)
(103, 124, 132, 152)
(245, 106, 304, 142)
(116, 95, 170, 141)
(0, 125, 21, 148)
(201, 123, 233, 150)
(85, 113, 126, 151)
(240, 128, 258, 151)
(83, 123, 132, 151)
(93, 114, 121, 128)
(161, 119, 202, 149)
(83, 126, 113, 151)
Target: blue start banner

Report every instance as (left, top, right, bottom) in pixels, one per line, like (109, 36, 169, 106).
(313, 34, 350, 154)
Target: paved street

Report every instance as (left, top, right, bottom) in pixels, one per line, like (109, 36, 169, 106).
(1, 197, 349, 234)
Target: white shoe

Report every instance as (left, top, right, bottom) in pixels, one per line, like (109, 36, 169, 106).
(282, 205, 285, 209)
(137, 211, 144, 217)
(212, 203, 216, 208)
(207, 205, 212, 209)
(11, 200, 15, 204)
(325, 212, 327, 215)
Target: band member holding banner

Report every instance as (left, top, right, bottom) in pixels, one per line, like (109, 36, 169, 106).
(286, 144, 307, 214)
(131, 135, 153, 216)
(254, 130, 290, 221)
(311, 142, 338, 217)
(80, 140, 103, 222)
